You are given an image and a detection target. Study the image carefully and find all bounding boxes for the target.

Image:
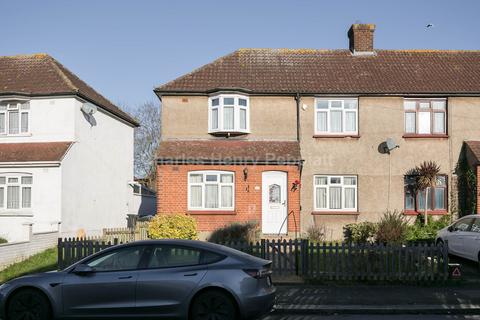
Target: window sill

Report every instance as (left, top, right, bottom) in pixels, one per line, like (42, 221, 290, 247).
(188, 210, 236, 215)
(312, 211, 359, 215)
(209, 130, 250, 136)
(404, 210, 448, 216)
(0, 133, 32, 138)
(313, 134, 360, 139)
(402, 134, 448, 139)
(0, 211, 33, 217)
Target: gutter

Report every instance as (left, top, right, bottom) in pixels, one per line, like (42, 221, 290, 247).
(157, 158, 304, 166)
(0, 161, 61, 168)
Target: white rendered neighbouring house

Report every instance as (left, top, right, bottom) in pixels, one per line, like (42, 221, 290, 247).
(0, 54, 139, 243)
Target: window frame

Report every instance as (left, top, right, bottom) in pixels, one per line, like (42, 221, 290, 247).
(314, 98, 359, 136)
(313, 175, 358, 212)
(403, 98, 447, 137)
(0, 173, 33, 212)
(0, 100, 30, 136)
(208, 94, 250, 134)
(404, 174, 448, 214)
(188, 171, 235, 211)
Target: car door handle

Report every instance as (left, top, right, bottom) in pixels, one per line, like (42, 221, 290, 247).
(184, 273, 198, 277)
(118, 275, 133, 279)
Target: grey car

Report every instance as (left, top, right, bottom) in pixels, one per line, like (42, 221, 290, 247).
(0, 240, 275, 320)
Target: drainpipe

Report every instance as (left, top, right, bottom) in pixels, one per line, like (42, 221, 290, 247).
(294, 93, 301, 142)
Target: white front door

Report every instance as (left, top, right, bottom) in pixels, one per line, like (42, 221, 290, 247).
(262, 171, 287, 234)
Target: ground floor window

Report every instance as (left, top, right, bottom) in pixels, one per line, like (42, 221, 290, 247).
(404, 175, 447, 212)
(188, 171, 234, 210)
(0, 174, 32, 210)
(314, 175, 357, 211)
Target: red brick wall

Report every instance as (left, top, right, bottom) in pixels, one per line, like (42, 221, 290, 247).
(157, 164, 301, 233)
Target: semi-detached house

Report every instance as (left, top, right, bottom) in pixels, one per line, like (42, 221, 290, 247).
(0, 54, 138, 243)
(155, 24, 480, 239)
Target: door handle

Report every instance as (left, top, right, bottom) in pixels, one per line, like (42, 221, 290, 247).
(118, 275, 133, 279)
(184, 273, 198, 277)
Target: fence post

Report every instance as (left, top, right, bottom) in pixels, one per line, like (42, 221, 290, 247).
(443, 240, 449, 281)
(261, 239, 266, 259)
(57, 238, 63, 270)
(301, 239, 309, 276)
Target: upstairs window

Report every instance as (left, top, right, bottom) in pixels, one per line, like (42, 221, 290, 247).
(0, 175, 33, 210)
(404, 99, 446, 135)
(209, 95, 249, 134)
(0, 101, 30, 135)
(188, 171, 234, 211)
(315, 98, 358, 135)
(314, 175, 357, 211)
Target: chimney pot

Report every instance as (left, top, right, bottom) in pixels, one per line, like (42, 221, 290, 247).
(348, 24, 376, 54)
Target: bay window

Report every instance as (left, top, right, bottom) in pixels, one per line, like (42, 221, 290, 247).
(188, 171, 234, 210)
(209, 95, 249, 133)
(314, 175, 357, 211)
(404, 175, 447, 212)
(0, 101, 30, 135)
(315, 98, 358, 135)
(404, 99, 446, 135)
(0, 175, 32, 210)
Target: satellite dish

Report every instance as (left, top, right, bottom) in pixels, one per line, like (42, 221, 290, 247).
(81, 103, 97, 116)
(385, 137, 399, 152)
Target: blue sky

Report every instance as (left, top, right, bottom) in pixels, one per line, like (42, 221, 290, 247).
(1, 0, 479, 108)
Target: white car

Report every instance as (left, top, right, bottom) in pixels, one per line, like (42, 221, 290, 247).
(436, 214, 480, 263)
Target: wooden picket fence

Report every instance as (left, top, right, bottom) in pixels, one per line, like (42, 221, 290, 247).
(57, 238, 449, 282)
(102, 221, 149, 243)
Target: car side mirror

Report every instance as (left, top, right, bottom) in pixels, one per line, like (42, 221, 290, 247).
(448, 226, 454, 232)
(72, 264, 94, 275)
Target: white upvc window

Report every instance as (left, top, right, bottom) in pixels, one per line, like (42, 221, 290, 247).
(314, 175, 357, 211)
(315, 98, 358, 135)
(0, 174, 33, 210)
(0, 101, 30, 135)
(404, 98, 447, 135)
(188, 171, 234, 211)
(208, 95, 249, 134)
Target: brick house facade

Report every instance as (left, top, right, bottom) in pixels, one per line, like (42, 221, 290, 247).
(155, 24, 480, 239)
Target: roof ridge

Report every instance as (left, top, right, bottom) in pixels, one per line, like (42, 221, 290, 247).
(0, 53, 51, 59)
(155, 50, 239, 91)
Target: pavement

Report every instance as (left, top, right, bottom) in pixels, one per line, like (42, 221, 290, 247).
(270, 284, 480, 316)
(262, 315, 480, 319)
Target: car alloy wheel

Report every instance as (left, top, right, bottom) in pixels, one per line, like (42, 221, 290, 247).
(7, 289, 51, 320)
(191, 290, 237, 320)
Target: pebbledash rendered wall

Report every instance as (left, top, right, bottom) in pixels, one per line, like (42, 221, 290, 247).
(300, 96, 480, 240)
(157, 164, 301, 238)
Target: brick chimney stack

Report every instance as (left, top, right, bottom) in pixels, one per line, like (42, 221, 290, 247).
(348, 24, 376, 54)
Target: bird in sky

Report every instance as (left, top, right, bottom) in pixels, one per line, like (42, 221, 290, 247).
(426, 23, 434, 28)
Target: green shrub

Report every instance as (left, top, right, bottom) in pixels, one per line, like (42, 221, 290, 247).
(0, 237, 7, 244)
(305, 224, 327, 243)
(376, 210, 408, 245)
(208, 221, 259, 243)
(148, 214, 198, 240)
(406, 214, 451, 242)
(343, 222, 377, 244)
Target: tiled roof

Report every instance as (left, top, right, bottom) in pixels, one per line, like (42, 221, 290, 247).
(155, 49, 480, 95)
(0, 142, 73, 162)
(157, 140, 301, 164)
(0, 54, 138, 126)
